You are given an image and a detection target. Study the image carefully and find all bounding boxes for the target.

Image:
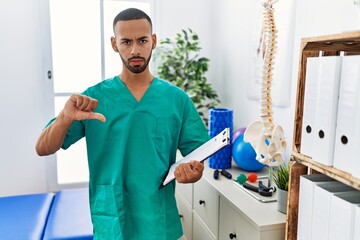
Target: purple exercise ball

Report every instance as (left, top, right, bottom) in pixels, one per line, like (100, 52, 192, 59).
(232, 127, 246, 143)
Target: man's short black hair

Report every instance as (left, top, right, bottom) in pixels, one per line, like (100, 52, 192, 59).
(113, 8, 152, 32)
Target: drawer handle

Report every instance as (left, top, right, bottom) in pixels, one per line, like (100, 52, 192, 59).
(179, 214, 183, 218)
(229, 233, 237, 239)
(199, 200, 205, 205)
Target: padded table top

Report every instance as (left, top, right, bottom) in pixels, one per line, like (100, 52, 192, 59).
(43, 188, 93, 240)
(0, 192, 55, 240)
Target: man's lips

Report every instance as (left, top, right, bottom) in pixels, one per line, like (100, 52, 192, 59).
(130, 58, 144, 64)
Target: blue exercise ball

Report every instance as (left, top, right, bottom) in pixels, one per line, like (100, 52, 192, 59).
(232, 133, 265, 171)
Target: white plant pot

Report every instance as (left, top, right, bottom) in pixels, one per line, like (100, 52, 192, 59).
(276, 188, 288, 214)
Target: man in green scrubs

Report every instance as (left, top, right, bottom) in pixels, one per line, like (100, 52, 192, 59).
(36, 8, 209, 240)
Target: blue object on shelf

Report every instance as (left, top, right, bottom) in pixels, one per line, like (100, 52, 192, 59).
(232, 133, 265, 171)
(208, 108, 233, 169)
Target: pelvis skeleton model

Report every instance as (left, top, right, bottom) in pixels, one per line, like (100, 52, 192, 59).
(244, 0, 286, 166)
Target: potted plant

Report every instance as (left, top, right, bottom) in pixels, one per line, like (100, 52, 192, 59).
(270, 163, 289, 214)
(153, 28, 220, 125)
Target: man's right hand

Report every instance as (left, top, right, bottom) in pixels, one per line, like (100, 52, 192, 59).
(35, 94, 105, 156)
(61, 94, 106, 123)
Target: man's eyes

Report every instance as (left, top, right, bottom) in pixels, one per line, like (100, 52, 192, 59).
(121, 39, 147, 45)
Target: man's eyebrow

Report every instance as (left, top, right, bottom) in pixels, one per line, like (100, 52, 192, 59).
(138, 36, 149, 40)
(120, 36, 149, 41)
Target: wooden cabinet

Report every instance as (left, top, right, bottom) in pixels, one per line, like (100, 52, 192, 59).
(176, 177, 219, 240)
(176, 161, 286, 240)
(176, 190, 193, 240)
(193, 178, 219, 238)
(219, 197, 285, 240)
(175, 152, 194, 240)
(177, 179, 193, 206)
(193, 213, 217, 240)
(286, 31, 360, 240)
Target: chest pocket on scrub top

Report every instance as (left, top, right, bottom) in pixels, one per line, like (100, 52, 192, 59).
(155, 117, 179, 153)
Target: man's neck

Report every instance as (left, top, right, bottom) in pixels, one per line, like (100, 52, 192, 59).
(119, 70, 155, 102)
(119, 71, 154, 88)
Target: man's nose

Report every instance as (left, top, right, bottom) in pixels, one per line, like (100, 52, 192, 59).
(131, 44, 140, 56)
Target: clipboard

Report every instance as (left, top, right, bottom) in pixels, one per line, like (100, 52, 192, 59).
(159, 128, 231, 189)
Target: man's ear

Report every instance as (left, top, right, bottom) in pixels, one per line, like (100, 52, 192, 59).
(152, 34, 157, 49)
(111, 36, 118, 52)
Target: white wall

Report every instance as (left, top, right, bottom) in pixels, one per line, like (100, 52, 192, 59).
(208, 0, 360, 160)
(0, 0, 50, 196)
(0, 0, 359, 196)
(202, 0, 297, 162)
(154, 0, 217, 91)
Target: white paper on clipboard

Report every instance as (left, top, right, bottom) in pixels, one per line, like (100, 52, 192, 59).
(159, 128, 230, 189)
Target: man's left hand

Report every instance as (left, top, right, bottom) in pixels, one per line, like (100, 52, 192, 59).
(174, 160, 204, 183)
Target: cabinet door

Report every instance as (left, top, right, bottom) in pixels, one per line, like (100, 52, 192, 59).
(193, 178, 219, 237)
(193, 212, 216, 240)
(175, 151, 194, 206)
(219, 197, 285, 240)
(219, 197, 259, 240)
(176, 183, 193, 207)
(176, 191, 193, 240)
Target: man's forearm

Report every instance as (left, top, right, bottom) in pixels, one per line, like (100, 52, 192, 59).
(35, 112, 74, 156)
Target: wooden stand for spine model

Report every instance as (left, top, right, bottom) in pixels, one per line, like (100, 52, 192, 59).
(286, 31, 360, 240)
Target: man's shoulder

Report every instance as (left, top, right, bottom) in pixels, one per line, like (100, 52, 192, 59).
(83, 76, 119, 96)
(155, 78, 188, 96)
(92, 76, 118, 89)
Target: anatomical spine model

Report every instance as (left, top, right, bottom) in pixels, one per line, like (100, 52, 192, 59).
(244, 0, 286, 166)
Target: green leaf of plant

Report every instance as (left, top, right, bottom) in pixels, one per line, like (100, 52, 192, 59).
(153, 28, 220, 125)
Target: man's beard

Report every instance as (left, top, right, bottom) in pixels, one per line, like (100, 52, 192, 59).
(120, 52, 152, 74)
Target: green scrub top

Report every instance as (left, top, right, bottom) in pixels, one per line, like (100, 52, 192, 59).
(55, 76, 209, 240)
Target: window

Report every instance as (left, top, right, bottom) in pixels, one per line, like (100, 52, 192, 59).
(49, 0, 152, 185)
